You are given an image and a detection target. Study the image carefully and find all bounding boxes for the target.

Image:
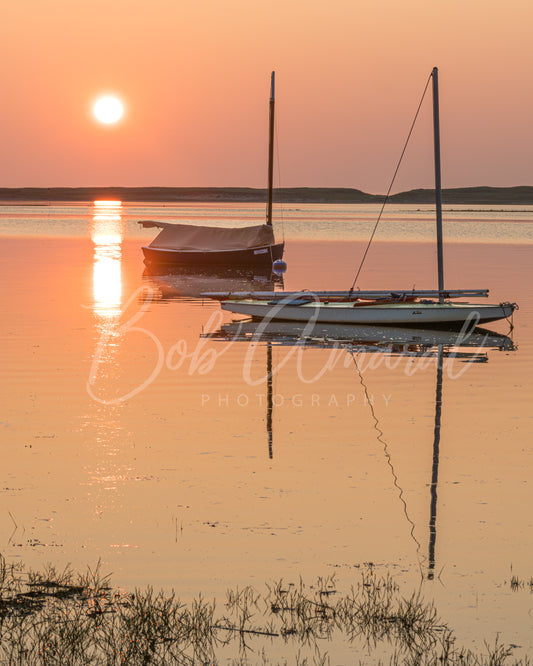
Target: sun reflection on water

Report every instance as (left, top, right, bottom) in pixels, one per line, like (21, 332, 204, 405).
(91, 200, 123, 316)
(86, 201, 133, 510)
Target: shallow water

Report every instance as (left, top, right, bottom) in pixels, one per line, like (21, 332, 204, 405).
(0, 201, 532, 660)
(1, 200, 533, 243)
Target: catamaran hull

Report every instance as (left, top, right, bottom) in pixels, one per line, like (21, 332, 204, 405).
(142, 242, 284, 268)
(221, 300, 516, 326)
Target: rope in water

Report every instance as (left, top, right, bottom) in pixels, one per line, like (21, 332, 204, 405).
(349, 72, 433, 296)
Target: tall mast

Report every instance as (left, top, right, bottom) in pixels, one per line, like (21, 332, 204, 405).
(266, 71, 275, 227)
(432, 67, 445, 303)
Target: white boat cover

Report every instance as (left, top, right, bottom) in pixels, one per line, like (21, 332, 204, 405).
(139, 221, 275, 252)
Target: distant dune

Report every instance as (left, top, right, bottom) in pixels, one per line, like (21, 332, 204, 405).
(0, 186, 532, 205)
(388, 186, 533, 204)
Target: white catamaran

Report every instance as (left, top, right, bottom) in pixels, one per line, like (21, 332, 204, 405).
(205, 68, 517, 327)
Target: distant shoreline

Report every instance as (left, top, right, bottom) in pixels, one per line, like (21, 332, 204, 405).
(0, 185, 532, 205)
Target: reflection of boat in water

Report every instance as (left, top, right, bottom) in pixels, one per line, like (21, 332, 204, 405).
(209, 319, 516, 355)
(142, 266, 283, 302)
(138, 72, 284, 270)
(204, 318, 516, 575)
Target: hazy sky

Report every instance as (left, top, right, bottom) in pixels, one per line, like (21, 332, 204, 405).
(2, 0, 532, 192)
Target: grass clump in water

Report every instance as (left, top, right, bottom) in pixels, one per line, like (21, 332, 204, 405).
(0, 554, 530, 665)
(509, 573, 533, 592)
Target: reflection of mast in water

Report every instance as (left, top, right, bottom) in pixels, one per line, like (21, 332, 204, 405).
(266, 342, 273, 459)
(428, 344, 444, 579)
(205, 319, 515, 573)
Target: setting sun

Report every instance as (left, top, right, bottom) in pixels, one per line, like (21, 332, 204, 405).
(93, 96, 124, 124)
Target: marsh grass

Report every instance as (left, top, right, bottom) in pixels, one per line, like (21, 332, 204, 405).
(509, 574, 533, 592)
(0, 554, 529, 665)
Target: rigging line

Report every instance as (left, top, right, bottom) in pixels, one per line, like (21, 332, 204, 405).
(350, 351, 422, 559)
(349, 72, 433, 295)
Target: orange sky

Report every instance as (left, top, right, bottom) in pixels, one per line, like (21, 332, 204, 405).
(2, 0, 532, 192)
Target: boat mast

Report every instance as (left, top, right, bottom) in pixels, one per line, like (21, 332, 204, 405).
(266, 71, 275, 227)
(432, 67, 445, 303)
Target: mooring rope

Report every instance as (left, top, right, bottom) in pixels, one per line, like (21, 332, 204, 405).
(348, 72, 433, 296)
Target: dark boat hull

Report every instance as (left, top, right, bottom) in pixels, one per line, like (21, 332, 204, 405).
(142, 242, 284, 268)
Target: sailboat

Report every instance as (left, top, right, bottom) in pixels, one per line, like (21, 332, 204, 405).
(138, 72, 284, 269)
(205, 68, 517, 326)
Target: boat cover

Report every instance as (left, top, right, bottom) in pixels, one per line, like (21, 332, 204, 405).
(139, 221, 275, 252)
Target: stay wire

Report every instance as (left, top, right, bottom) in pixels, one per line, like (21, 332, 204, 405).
(349, 72, 433, 295)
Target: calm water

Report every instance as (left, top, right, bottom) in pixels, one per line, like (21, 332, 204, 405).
(1, 201, 532, 661)
(2, 200, 533, 243)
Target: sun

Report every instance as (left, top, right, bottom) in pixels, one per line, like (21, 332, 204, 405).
(93, 96, 124, 124)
